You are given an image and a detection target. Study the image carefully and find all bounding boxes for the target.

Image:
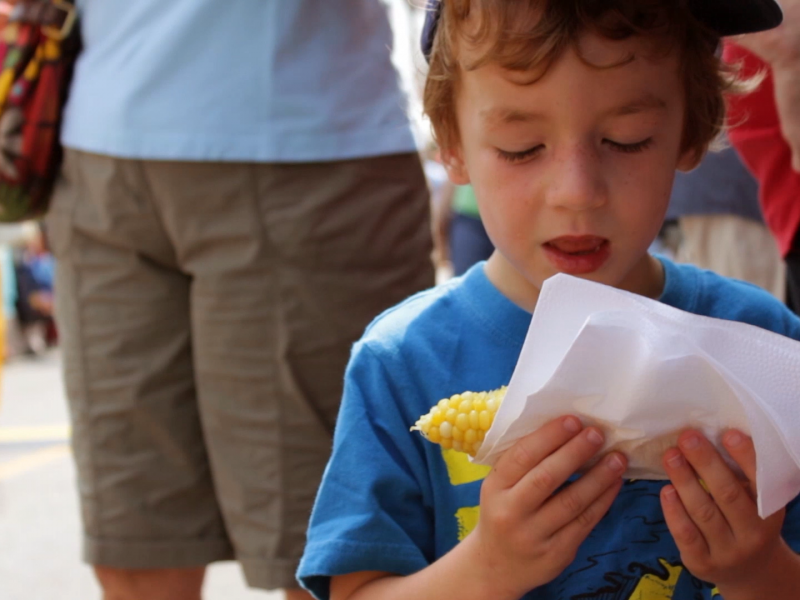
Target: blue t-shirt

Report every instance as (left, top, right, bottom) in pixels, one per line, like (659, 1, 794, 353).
(62, 0, 416, 162)
(297, 258, 800, 600)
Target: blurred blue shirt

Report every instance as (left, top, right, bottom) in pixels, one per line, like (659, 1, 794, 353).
(62, 0, 417, 162)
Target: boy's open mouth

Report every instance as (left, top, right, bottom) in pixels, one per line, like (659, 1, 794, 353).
(543, 235, 610, 274)
(545, 236, 608, 255)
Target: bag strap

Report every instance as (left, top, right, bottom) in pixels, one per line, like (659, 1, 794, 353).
(9, 0, 76, 40)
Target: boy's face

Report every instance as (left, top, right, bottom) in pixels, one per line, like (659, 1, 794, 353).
(444, 31, 697, 307)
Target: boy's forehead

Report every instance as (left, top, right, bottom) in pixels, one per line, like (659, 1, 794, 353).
(478, 91, 668, 127)
(457, 42, 680, 127)
(459, 29, 679, 89)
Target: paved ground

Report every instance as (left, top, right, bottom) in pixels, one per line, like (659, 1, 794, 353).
(0, 350, 282, 600)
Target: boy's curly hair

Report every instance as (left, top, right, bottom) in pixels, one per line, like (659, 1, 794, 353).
(424, 0, 751, 160)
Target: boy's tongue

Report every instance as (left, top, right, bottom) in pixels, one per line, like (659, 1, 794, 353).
(547, 236, 606, 255)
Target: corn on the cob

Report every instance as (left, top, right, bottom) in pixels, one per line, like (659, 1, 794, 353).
(411, 387, 507, 457)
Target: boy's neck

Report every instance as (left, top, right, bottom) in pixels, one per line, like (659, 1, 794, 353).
(484, 252, 666, 313)
(484, 253, 541, 312)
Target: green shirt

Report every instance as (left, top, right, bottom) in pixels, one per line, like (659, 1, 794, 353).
(452, 185, 480, 219)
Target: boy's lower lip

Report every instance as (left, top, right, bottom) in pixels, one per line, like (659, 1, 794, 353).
(542, 240, 610, 274)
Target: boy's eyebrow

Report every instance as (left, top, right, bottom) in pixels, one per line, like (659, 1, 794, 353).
(481, 93, 668, 126)
(480, 107, 545, 126)
(607, 93, 668, 117)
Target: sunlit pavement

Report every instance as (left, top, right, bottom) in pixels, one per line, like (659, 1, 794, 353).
(0, 350, 282, 600)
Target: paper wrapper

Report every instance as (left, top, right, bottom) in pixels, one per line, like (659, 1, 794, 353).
(473, 274, 800, 518)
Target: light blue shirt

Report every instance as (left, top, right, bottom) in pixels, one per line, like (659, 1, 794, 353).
(62, 0, 418, 162)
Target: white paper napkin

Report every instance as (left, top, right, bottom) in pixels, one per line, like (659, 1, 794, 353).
(473, 274, 800, 518)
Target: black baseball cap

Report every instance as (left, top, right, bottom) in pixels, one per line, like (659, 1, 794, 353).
(421, 0, 783, 60)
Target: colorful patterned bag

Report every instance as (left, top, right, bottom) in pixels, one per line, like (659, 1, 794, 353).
(0, 0, 79, 222)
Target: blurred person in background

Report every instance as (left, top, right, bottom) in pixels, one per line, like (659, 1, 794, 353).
(434, 182, 494, 277)
(0, 233, 18, 357)
(666, 144, 785, 300)
(45, 2, 433, 600)
(14, 221, 55, 355)
(724, 0, 800, 312)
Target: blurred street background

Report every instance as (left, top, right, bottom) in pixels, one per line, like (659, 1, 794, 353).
(0, 350, 281, 600)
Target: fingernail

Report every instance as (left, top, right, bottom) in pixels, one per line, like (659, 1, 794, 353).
(563, 416, 581, 433)
(666, 450, 685, 468)
(586, 428, 604, 445)
(726, 431, 744, 447)
(681, 434, 701, 450)
(663, 485, 678, 501)
(606, 453, 625, 472)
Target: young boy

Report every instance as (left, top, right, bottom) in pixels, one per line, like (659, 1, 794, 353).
(297, 1, 800, 598)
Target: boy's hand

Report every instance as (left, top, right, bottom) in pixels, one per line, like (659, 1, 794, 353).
(661, 430, 789, 593)
(469, 416, 626, 598)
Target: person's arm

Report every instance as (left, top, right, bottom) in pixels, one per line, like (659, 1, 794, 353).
(660, 429, 800, 599)
(734, 0, 800, 171)
(330, 416, 628, 600)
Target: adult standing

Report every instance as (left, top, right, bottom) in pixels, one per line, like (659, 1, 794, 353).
(725, 0, 800, 311)
(724, 43, 800, 312)
(45, 2, 434, 599)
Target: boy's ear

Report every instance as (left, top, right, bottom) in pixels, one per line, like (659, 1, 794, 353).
(676, 146, 703, 173)
(440, 145, 471, 185)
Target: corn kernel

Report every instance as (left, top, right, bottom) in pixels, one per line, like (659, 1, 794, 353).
(468, 410, 480, 430)
(428, 426, 441, 443)
(445, 408, 458, 424)
(455, 413, 470, 432)
(452, 427, 464, 442)
(439, 421, 453, 439)
(479, 410, 492, 431)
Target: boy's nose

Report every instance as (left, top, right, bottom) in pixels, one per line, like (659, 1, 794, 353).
(544, 146, 608, 211)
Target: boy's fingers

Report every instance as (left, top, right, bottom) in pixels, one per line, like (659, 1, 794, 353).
(511, 426, 608, 510)
(722, 430, 757, 486)
(536, 452, 627, 536)
(663, 443, 734, 547)
(674, 431, 760, 532)
(488, 416, 584, 491)
(661, 484, 710, 562)
(554, 477, 623, 550)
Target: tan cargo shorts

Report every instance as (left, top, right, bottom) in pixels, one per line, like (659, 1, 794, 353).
(45, 149, 434, 589)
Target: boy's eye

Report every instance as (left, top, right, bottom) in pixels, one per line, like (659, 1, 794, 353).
(496, 145, 544, 163)
(604, 138, 653, 153)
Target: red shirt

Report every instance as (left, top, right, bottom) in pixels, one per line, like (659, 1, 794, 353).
(724, 42, 800, 257)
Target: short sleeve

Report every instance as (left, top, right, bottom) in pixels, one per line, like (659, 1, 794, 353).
(297, 342, 435, 600)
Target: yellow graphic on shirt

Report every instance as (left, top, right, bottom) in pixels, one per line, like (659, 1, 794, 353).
(627, 559, 682, 599)
(455, 505, 480, 541)
(441, 448, 491, 486)
(441, 448, 487, 541)
(711, 587, 721, 597)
